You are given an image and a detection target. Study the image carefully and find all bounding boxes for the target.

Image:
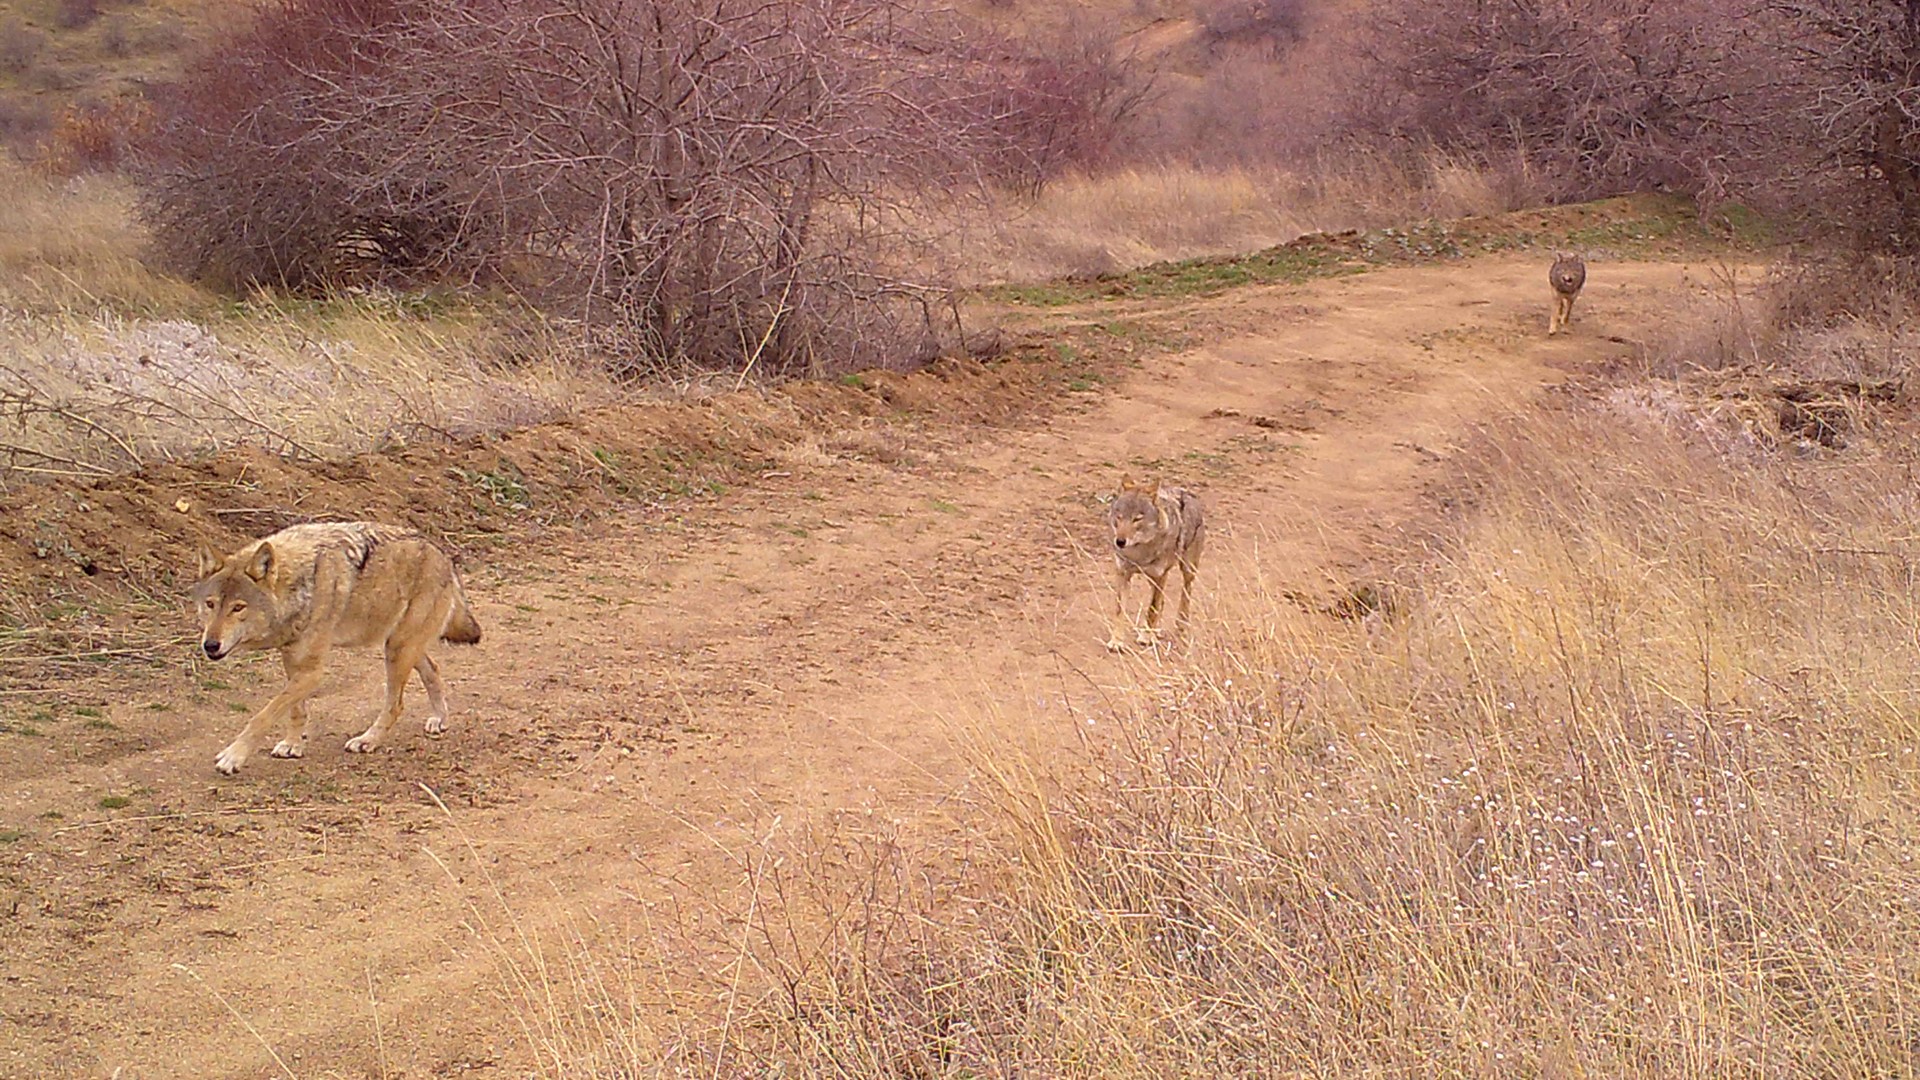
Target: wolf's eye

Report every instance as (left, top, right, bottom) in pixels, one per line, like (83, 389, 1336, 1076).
(229, 602, 247, 615)
(203, 597, 215, 610)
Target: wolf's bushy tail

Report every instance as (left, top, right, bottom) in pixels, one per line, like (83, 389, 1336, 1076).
(442, 584, 482, 645)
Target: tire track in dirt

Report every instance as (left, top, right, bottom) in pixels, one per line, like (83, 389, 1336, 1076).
(0, 256, 1733, 1078)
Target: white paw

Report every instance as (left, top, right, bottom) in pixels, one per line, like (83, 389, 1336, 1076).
(215, 744, 248, 775)
(1104, 635, 1128, 653)
(269, 739, 306, 759)
(344, 733, 380, 754)
(1134, 626, 1158, 647)
(424, 715, 446, 736)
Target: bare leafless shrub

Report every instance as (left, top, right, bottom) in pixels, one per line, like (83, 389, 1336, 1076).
(1195, 0, 1312, 55)
(135, 0, 1093, 375)
(100, 15, 132, 57)
(0, 20, 47, 75)
(1340, 0, 1772, 202)
(54, 0, 102, 31)
(1319, 0, 1920, 264)
(1149, 45, 1348, 168)
(0, 95, 54, 154)
(953, 19, 1156, 196)
(1757, 1, 1920, 253)
(1765, 254, 1920, 330)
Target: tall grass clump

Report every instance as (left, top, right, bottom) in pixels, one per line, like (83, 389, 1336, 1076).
(474, 305, 1920, 1076)
(952, 148, 1547, 284)
(694, 382, 1920, 1076)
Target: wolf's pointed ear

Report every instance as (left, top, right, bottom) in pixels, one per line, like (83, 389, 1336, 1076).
(1119, 473, 1136, 491)
(245, 542, 274, 582)
(1146, 478, 1161, 497)
(196, 543, 222, 579)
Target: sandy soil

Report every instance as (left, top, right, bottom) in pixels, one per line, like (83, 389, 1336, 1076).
(0, 254, 1728, 1078)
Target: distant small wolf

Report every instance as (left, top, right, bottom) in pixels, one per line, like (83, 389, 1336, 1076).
(192, 522, 482, 776)
(1105, 476, 1205, 650)
(1548, 252, 1587, 335)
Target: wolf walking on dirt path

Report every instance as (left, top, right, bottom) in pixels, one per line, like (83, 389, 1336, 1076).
(1105, 476, 1206, 650)
(1548, 252, 1587, 335)
(191, 522, 482, 775)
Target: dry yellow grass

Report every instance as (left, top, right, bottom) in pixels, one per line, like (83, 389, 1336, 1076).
(0, 150, 1555, 482)
(0, 162, 197, 312)
(438, 287, 1920, 1078)
(0, 160, 625, 483)
(710, 379, 1920, 1077)
(951, 150, 1544, 283)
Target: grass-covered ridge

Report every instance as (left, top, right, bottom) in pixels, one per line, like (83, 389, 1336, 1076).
(989, 193, 1726, 307)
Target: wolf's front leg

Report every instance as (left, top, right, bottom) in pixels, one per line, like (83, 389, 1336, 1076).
(218, 655, 326, 775)
(1138, 572, 1167, 645)
(1105, 565, 1133, 652)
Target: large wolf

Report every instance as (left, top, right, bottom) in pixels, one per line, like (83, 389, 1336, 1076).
(191, 522, 482, 775)
(1105, 475, 1206, 651)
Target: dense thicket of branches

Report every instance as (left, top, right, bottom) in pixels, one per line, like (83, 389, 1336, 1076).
(135, 0, 1920, 355)
(135, 0, 1133, 372)
(1763, 0, 1920, 251)
(1341, 0, 1920, 252)
(1350, 1, 1761, 196)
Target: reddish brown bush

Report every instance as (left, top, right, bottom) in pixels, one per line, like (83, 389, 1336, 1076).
(1195, 0, 1312, 55)
(954, 20, 1154, 194)
(54, 0, 101, 30)
(1337, 0, 1769, 201)
(0, 20, 46, 75)
(41, 100, 151, 176)
(1321, 0, 1920, 256)
(0, 96, 53, 154)
(1757, 0, 1920, 253)
(135, 0, 1096, 372)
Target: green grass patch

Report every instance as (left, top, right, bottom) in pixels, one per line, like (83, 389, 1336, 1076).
(987, 194, 1730, 308)
(458, 463, 533, 510)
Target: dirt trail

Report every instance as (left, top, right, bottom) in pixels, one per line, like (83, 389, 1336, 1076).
(0, 255, 1722, 1077)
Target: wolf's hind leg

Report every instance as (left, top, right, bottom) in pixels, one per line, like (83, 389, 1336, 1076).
(415, 654, 449, 736)
(1175, 559, 1199, 635)
(349, 626, 435, 753)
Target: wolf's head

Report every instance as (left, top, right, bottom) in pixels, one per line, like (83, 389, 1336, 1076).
(191, 541, 281, 660)
(1550, 252, 1584, 286)
(1108, 476, 1169, 558)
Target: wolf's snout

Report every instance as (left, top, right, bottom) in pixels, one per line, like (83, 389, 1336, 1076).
(1114, 537, 1127, 549)
(203, 640, 225, 660)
